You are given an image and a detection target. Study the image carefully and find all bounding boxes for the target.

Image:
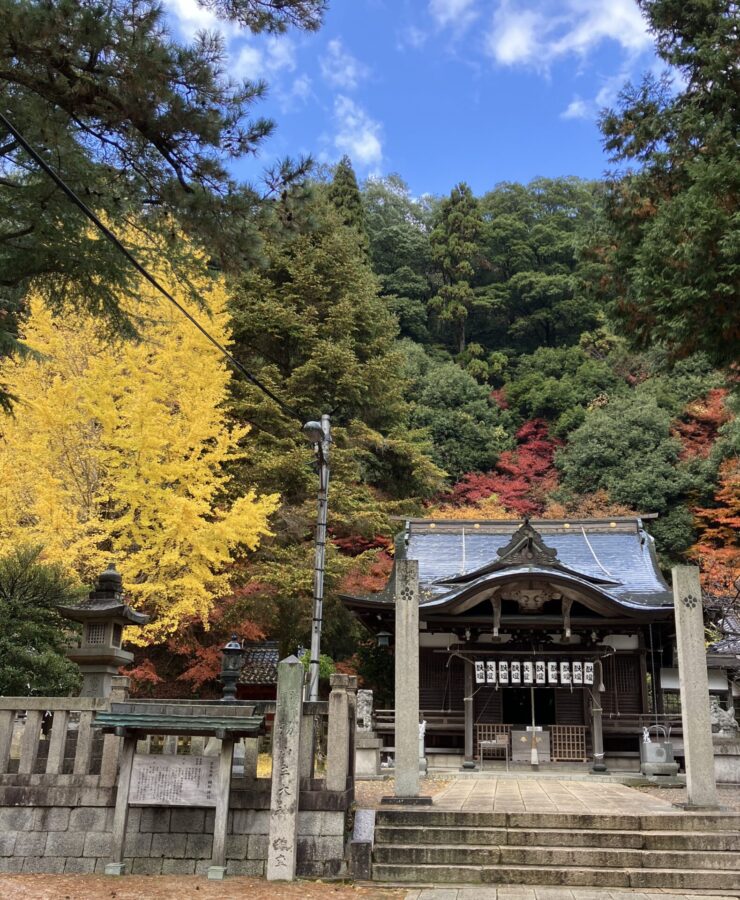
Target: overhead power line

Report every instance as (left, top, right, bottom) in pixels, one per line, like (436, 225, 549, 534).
(0, 109, 303, 424)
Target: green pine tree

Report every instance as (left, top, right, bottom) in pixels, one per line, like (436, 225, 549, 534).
(0, 0, 323, 410)
(327, 155, 369, 253)
(597, 0, 739, 368)
(429, 182, 484, 353)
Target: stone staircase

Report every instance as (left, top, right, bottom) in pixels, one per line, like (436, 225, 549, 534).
(372, 809, 740, 890)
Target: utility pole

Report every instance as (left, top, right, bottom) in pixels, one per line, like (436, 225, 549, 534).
(302, 414, 331, 701)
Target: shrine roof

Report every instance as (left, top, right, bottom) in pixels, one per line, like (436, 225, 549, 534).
(341, 517, 674, 616)
(238, 641, 279, 685)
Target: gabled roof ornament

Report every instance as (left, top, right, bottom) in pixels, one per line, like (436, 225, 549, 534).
(496, 518, 559, 567)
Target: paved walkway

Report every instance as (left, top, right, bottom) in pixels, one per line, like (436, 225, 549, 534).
(405, 891, 740, 900)
(432, 778, 674, 814)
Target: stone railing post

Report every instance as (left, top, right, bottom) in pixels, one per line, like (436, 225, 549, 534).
(326, 674, 351, 792)
(347, 675, 358, 785)
(101, 675, 131, 786)
(266, 656, 304, 881)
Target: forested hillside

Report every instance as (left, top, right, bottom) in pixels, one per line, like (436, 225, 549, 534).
(0, 0, 736, 697)
(114, 157, 736, 694)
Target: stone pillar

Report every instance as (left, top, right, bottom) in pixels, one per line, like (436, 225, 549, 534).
(243, 737, 259, 779)
(463, 659, 475, 769)
(673, 566, 718, 808)
(105, 734, 136, 876)
(347, 675, 358, 788)
(394, 559, 420, 798)
(102, 673, 131, 781)
(266, 656, 304, 881)
(299, 711, 315, 780)
(589, 686, 608, 774)
(326, 674, 351, 792)
(208, 737, 235, 880)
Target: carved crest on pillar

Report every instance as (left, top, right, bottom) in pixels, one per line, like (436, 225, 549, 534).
(496, 519, 559, 567)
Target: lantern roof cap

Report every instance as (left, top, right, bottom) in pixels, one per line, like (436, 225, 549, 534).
(58, 562, 149, 625)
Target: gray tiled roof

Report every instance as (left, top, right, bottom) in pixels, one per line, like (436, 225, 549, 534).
(399, 519, 673, 609)
(237, 642, 279, 685)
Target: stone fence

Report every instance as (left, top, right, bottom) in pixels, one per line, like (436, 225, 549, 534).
(0, 663, 357, 880)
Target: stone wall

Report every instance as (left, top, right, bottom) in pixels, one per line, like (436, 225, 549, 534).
(0, 800, 346, 877)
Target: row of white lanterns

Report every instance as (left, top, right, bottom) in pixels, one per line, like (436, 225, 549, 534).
(474, 659, 595, 686)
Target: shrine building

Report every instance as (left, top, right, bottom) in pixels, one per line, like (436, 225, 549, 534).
(341, 517, 737, 770)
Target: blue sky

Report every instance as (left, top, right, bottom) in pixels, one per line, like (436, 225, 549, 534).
(164, 0, 663, 197)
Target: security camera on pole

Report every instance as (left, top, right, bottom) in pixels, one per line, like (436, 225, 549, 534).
(302, 414, 331, 702)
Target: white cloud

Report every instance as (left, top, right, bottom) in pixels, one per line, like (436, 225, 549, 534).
(485, 0, 652, 69)
(561, 97, 589, 119)
(320, 39, 369, 90)
(333, 96, 383, 168)
(291, 74, 312, 102)
(487, 8, 540, 65)
(163, 0, 224, 38)
(276, 73, 313, 112)
(429, 0, 478, 30)
(232, 36, 296, 81)
(233, 44, 263, 80)
(265, 36, 297, 74)
(397, 26, 429, 50)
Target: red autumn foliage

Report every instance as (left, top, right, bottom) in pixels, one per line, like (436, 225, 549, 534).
(490, 388, 509, 409)
(340, 550, 394, 595)
(125, 586, 269, 698)
(335, 655, 360, 677)
(123, 658, 162, 694)
(672, 388, 731, 459)
(331, 533, 392, 556)
(690, 457, 740, 599)
(445, 419, 561, 517)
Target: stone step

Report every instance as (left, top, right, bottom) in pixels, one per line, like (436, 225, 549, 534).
(371, 862, 740, 890)
(374, 824, 740, 851)
(374, 809, 740, 832)
(373, 843, 740, 870)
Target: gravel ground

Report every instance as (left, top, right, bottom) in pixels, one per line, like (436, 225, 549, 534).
(634, 782, 740, 811)
(354, 777, 452, 808)
(0, 875, 404, 900)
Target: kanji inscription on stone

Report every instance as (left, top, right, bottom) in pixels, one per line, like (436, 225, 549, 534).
(129, 754, 218, 807)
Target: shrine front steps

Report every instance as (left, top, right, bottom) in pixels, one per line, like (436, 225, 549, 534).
(371, 809, 740, 891)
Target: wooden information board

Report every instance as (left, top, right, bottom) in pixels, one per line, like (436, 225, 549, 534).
(129, 754, 218, 807)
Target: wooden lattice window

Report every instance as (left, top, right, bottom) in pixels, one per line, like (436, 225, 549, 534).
(85, 623, 106, 645)
(475, 723, 511, 757)
(550, 725, 587, 762)
(614, 656, 638, 693)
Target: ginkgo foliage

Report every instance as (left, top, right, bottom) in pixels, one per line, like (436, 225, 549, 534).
(0, 241, 278, 643)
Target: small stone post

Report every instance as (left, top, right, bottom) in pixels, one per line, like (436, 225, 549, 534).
(105, 734, 137, 876)
(243, 737, 259, 779)
(673, 566, 718, 808)
(100, 676, 130, 787)
(589, 685, 608, 774)
(463, 659, 475, 768)
(208, 737, 235, 880)
(326, 674, 351, 792)
(394, 559, 421, 799)
(266, 655, 304, 881)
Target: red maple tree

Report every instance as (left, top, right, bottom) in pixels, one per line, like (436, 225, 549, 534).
(672, 388, 731, 459)
(691, 457, 740, 603)
(445, 419, 561, 517)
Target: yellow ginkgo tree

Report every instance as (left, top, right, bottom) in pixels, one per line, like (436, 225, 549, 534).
(0, 238, 278, 643)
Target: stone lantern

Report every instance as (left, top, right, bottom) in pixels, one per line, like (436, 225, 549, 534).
(59, 562, 149, 697)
